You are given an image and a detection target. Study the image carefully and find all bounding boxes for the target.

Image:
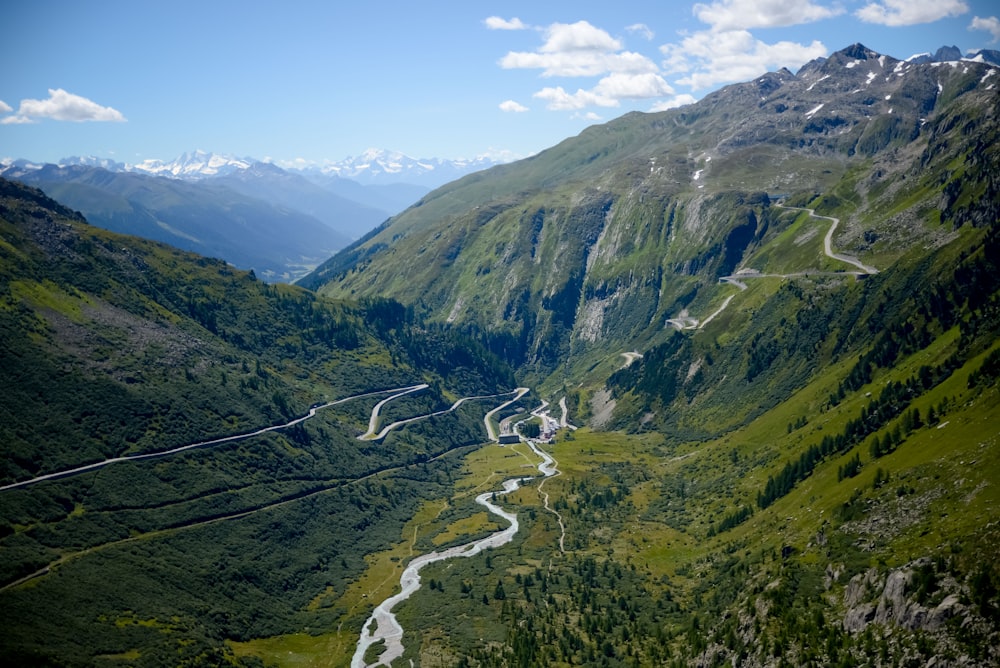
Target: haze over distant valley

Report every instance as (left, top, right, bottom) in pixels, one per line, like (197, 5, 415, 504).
(0, 149, 508, 281)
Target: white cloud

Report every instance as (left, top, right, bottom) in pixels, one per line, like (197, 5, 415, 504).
(485, 16, 528, 31)
(499, 99, 529, 113)
(650, 94, 698, 112)
(0, 100, 11, 113)
(532, 71, 676, 111)
(662, 30, 826, 90)
(655, 1, 834, 96)
(694, 0, 843, 31)
(855, 0, 969, 27)
(593, 72, 674, 99)
(540, 21, 622, 53)
(500, 49, 659, 78)
(499, 20, 659, 78)
(1, 115, 35, 125)
(970, 15, 1000, 43)
(534, 86, 619, 111)
(7, 89, 126, 123)
(495, 19, 683, 114)
(626, 23, 655, 40)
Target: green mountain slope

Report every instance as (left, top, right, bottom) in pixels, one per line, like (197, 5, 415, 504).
(280, 44, 1000, 666)
(0, 179, 517, 666)
(302, 45, 998, 388)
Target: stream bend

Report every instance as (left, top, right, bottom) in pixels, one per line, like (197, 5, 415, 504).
(352, 439, 557, 667)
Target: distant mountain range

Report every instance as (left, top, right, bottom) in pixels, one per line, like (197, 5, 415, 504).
(4, 148, 512, 189)
(0, 149, 510, 281)
(297, 148, 515, 187)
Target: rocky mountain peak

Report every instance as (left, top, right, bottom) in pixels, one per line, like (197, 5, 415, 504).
(838, 42, 881, 61)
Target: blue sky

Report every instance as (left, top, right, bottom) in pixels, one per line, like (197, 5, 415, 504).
(2, 0, 998, 166)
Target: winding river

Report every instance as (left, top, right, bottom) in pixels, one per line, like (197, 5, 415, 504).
(351, 436, 558, 667)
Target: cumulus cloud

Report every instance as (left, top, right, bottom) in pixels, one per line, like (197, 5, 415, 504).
(493, 18, 699, 115)
(593, 72, 674, 99)
(533, 72, 674, 111)
(485, 16, 528, 31)
(663, 30, 827, 90)
(855, 0, 969, 26)
(653, 1, 834, 94)
(533, 86, 618, 111)
(970, 15, 1000, 43)
(3, 88, 126, 124)
(0, 100, 11, 113)
(626, 23, 655, 40)
(694, 0, 843, 31)
(501, 49, 659, 78)
(499, 99, 529, 113)
(650, 94, 698, 112)
(540, 21, 622, 52)
(0, 115, 34, 125)
(499, 20, 660, 78)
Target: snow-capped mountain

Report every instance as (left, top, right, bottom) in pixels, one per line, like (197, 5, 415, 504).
(906, 45, 1000, 67)
(46, 148, 511, 188)
(299, 148, 510, 186)
(128, 150, 255, 178)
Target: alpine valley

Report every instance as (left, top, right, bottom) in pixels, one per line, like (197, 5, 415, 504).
(2, 43, 999, 667)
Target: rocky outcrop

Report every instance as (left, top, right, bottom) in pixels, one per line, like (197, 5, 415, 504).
(843, 559, 966, 633)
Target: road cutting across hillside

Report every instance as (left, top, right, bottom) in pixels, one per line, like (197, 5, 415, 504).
(667, 202, 878, 331)
(0, 385, 430, 493)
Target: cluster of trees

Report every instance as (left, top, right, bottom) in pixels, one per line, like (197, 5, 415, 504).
(707, 505, 753, 537)
(758, 354, 957, 509)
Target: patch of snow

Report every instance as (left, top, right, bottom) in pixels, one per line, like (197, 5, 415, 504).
(845, 60, 861, 69)
(866, 71, 877, 85)
(806, 74, 830, 91)
(805, 103, 824, 118)
(878, 55, 886, 68)
(693, 169, 704, 181)
(884, 94, 892, 100)
(982, 69, 997, 83)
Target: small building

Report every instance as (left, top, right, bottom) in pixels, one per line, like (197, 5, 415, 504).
(498, 433, 520, 445)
